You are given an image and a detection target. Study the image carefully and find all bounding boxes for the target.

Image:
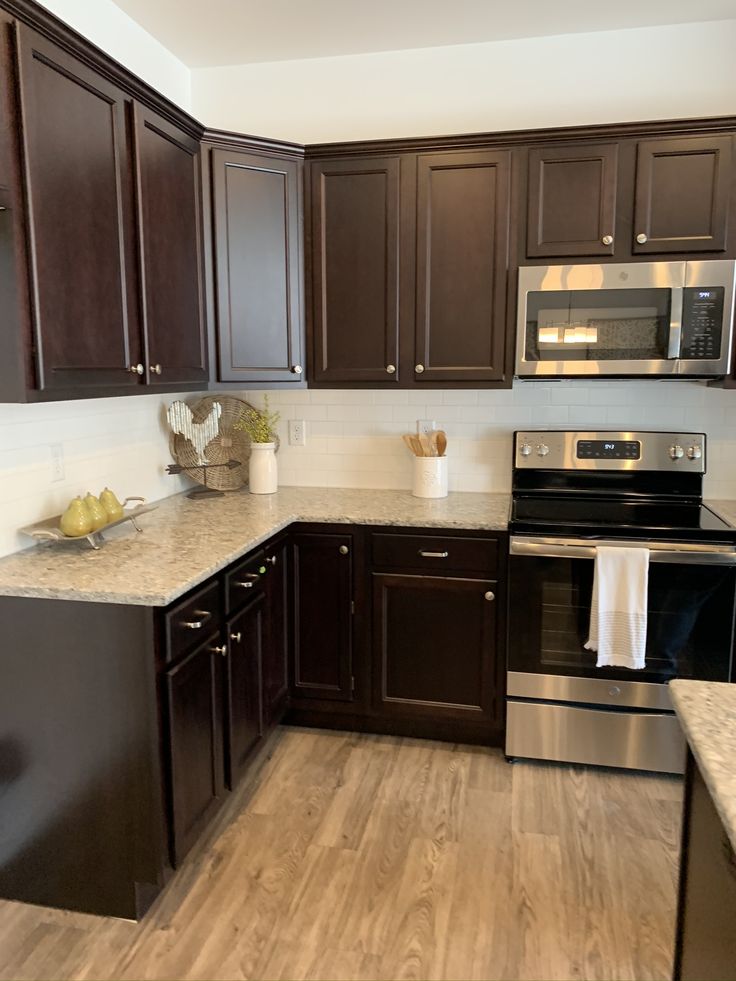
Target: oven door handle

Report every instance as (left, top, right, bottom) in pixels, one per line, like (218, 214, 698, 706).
(510, 536, 736, 566)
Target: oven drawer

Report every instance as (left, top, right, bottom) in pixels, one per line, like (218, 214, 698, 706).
(371, 533, 498, 574)
(507, 671, 674, 711)
(506, 699, 685, 774)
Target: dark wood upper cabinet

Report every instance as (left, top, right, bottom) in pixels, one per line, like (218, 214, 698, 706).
(291, 531, 354, 701)
(224, 595, 263, 789)
(372, 573, 499, 725)
(310, 156, 401, 383)
(133, 104, 207, 386)
(165, 634, 226, 867)
(211, 148, 304, 384)
(633, 136, 733, 254)
(15, 24, 143, 393)
(526, 143, 618, 258)
(413, 150, 511, 382)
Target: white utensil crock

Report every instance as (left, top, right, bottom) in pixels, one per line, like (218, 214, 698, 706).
(249, 442, 278, 494)
(412, 456, 448, 498)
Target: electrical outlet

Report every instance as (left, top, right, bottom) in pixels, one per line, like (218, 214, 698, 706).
(288, 419, 306, 446)
(417, 419, 436, 436)
(49, 443, 65, 482)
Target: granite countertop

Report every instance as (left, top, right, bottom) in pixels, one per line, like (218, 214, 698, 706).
(670, 680, 736, 851)
(0, 487, 511, 607)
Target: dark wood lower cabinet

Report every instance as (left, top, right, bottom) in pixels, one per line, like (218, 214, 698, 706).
(372, 573, 499, 725)
(224, 595, 264, 790)
(262, 538, 290, 726)
(164, 633, 226, 867)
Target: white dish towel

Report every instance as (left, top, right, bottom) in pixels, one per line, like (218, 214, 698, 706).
(584, 546, 649, 670)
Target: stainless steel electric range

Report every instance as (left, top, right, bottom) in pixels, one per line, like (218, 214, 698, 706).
(506, 430, 736, 774)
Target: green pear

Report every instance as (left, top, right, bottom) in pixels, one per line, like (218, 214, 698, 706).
(60, 497, 93, 538)
(99, 487, 124, 523)
(84, 492, 108, 531)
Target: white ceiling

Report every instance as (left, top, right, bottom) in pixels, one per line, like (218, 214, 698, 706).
(111, 0, 736, 69)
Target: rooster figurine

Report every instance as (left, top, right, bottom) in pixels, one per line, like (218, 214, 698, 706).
(167, 400, 222, 466)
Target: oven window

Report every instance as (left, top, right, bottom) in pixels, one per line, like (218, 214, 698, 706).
(524, 288, 672, 362)
(509, 556, 735, 683)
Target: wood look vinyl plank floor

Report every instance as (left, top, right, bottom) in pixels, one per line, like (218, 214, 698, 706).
(0, 727, 683, 981)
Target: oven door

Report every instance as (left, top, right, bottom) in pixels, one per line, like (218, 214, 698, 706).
(508, 536, 736, 687)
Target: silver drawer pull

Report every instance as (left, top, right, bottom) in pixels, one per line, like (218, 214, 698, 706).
(235, 572, 260, 588)
(235, 580, 256, 589)
(180, 610, 212, 630)
(418, 550, 449, 559)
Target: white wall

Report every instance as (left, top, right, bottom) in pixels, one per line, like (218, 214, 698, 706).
(192, 20, 736, 143)
(38, 0, 191, 109)
(246, 384, 736, 501)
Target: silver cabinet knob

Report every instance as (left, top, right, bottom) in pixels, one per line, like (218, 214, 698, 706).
(415, 364, 425, 374)
(150, 364, 162, 375)
(484, 591, 495, 602)
(230, 632, 242, 643)
(687, 445, 702, 460)
(669, 444, 684, 460)
(339, 545, 349, 555)
(636, 232, 648, 244)
(386, 364, 396, 374)
(266, 554, 277, 566)
(291, 364, 303, 375)
(210, 644, 228, 656)
(129, 363, 144, 375)
(520, 442, 533, 457)
(601, 234, 613, 246)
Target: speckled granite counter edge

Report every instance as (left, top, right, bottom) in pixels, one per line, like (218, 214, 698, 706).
(669, 680, 736, 852)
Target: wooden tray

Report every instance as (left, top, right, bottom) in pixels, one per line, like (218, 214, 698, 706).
(20, 498, 159, 551)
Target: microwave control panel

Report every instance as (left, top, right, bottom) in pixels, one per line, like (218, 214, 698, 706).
(680, 287, 724, 359)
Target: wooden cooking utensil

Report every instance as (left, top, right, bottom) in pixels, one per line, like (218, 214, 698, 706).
(402, 433, 418, 455)
(418, 433, 432, 457)
(435, 430, 447, 457)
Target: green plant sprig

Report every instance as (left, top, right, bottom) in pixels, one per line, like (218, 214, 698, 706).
(235, 395, 281, 444)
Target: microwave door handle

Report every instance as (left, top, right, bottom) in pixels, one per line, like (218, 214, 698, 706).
(667, 287, 684, 359)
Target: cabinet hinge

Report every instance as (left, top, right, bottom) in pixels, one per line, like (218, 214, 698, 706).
(350, 600, 355, 614)
(351, 675, 356, 692)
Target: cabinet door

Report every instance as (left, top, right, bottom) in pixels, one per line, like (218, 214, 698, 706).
(373, 574, 498, 724)
(15, 25, 143, 392)
(310, 157, 401, 383)
(633, 136, 732, 254)
(262, 539, 289, 726)
(165, 635, 225, 866)
(527, 143, 618, 257)
(132, 104, 208, 386)
(291, 533, 353, 701)
(212, 149, 304, 383)
(225, 596, 263, 789)
(413, 150, 510, 383)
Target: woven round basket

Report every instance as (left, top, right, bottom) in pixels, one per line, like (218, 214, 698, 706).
(169, 395, 279, 492)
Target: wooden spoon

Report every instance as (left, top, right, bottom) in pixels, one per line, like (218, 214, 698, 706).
(435, 430, 447, 457)
(418, 433, 432, 457)
(402, 433, 418, 456)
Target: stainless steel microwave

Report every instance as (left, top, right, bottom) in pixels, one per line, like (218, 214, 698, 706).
(515, 260, 736, 378)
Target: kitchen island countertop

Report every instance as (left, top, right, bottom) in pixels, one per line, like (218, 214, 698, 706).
(670, 679, 736, 851)
(0, 486, 511, 606)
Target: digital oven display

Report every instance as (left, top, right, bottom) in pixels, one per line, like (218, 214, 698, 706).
(577, 440, 641, 460)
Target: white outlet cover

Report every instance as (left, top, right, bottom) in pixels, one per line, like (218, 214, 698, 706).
(289, 419, 306, 446)
(417, 419, 436, 435)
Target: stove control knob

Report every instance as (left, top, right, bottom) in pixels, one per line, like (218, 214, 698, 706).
(687, 445, 702, 460)
(669, 444, 684, 460)
(536, 443, 550, 457)
(519, 442, 533, 457)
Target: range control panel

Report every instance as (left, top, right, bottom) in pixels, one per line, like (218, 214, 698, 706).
(514, 431, 706, 473)
(681, 287, 725, 360)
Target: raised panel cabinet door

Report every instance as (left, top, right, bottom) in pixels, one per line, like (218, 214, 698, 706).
(291, 533, 353, 701)
(225, 596, 264, 789)
(413, 150, 511, 383)
(310, 157, 401, 383)
(262, 539, 289, 726)
(212, 149, 304, 383)
(133, 104, 207, 386)
(526, 143, 619, 257)
(15, 24, 143, 392)
(372, 574, 498, 724)
(633, 136, 733, 254)
(165, 635, 226, 867)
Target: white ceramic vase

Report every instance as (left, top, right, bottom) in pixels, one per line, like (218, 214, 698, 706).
(412, 456, 448, 498)
(249, 442, 278, 494)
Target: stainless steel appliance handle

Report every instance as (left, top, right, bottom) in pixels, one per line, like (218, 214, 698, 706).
(667, 286, 684, 359)
(510, 535, 736, 566)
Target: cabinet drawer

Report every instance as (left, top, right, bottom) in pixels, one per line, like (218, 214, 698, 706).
(371, 533, 498, 574)
(225, 550, 267, 615)
(164, 580, 221, 663)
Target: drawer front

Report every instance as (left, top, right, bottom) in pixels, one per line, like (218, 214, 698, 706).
(225, 550, 267, 614)
(371, 533, 498, 575)
(165, 580, 221, 663)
